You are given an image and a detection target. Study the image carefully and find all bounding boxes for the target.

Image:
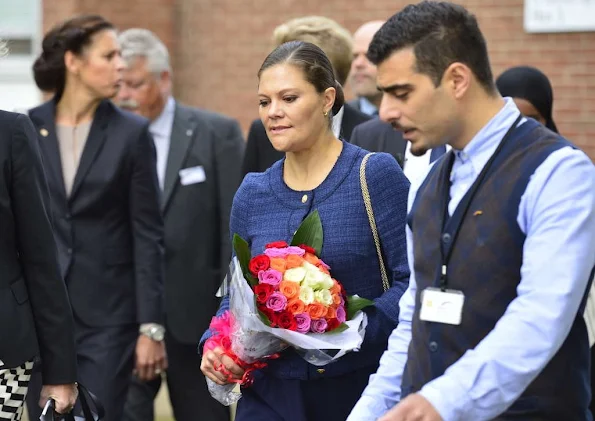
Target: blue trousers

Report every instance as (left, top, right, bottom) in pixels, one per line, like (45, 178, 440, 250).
(235, 365, 375, 421)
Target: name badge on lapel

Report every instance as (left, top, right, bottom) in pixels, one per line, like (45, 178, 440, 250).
(419, 287, 465, 325)
(179, 166, 206, 186)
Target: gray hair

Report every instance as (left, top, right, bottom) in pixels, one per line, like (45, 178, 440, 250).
(118, 29, 171, 74)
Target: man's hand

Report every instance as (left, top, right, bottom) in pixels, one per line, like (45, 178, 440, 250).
(135, 334, 167, 381)
(379, 394, 443, 421)
(40, 383, 78, 414)
(200, 346, 245, 385)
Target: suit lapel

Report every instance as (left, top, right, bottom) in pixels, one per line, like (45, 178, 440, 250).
(69, 101, 111, 202)
(162, 104, 199, 212)
(32, 101, 68, 202)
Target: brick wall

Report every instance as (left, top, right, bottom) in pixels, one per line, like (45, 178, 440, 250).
(43, 0, 595, 158)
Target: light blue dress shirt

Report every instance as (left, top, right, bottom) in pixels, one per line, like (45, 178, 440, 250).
(347, 98, 595, 421)
(149, 96, 175, 190)
(358, 97, 379, 116)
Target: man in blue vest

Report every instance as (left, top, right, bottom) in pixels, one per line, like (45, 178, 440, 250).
(348, 2, 595, 421)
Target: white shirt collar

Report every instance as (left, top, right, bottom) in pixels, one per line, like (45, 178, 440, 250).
(332, 106, 345, 139)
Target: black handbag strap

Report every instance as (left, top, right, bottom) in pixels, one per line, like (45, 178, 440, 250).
(39, 383, 105, 421)
(76, 383, 105, 421)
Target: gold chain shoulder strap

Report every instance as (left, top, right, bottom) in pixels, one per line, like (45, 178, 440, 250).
(360, 152, 390, 292)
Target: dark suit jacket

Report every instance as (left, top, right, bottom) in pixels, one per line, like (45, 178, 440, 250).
(28, 100, 164, 327)
(347, 98, 361, 112)
(350, 119, 408, 168)
(241, 103, 370, 175)
(162, 103, 244, 344)
(0, 110, 76, 383)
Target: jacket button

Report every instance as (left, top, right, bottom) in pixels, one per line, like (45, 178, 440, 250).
(316, 368, 325, 374)
(429, 341, 438, 352)
(441, 233, 451, 244)
(67, 248, 73, 255)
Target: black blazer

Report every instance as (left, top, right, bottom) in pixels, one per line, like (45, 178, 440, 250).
(350, 119, 408, 168)
(0, 110, 76, 383)
(241, 103, 370, 175)
(347, 98, 361, 112)
(28, 100, 165, 327)
(162, 104, 244, 344)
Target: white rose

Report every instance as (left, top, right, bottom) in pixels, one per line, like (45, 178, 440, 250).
(284, 267, 306, 283)
(319, 274, 334, 290)
(299, 286, 315, 305)
(314, 289, 333, 306)
(303, 263, 326, 288)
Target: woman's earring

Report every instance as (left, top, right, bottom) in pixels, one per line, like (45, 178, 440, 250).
(323, 110, 329, 117)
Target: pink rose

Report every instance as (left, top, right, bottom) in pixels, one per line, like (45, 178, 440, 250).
(310, 318, 328, 333)
(258, 269, 283, 287)
(266, 292, 288, 312)
(336, 305, 346, 323)
(294, 312, 312, 333)
(264, 246, 306, 258)
(318, 259, 331, 270)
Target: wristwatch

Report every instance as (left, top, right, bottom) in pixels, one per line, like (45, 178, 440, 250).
(139, 324, 165, 342)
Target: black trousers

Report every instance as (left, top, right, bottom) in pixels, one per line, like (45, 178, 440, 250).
(26, 315, 137, 421)
(122, 330, 229, 421)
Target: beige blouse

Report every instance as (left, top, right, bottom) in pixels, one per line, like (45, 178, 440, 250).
(55, 121, 92, 196)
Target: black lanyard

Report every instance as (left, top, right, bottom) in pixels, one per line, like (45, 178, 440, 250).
(439, 114, 523, 290)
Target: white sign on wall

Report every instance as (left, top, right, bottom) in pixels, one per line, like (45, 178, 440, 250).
(524, 0, 595, 33)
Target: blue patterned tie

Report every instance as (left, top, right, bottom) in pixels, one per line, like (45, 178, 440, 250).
(430, 145, 447, 163)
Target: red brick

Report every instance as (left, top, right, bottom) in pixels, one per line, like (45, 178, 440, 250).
(42, 0, 595, 160)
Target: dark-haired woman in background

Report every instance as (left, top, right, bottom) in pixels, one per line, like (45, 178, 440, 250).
(497, 64, 595, 416)
(25, 15, 166, 421)
(199, 41, 410, 421)
(496, 65, 558, 133)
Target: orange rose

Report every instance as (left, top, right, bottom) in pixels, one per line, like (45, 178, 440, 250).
(287, 298, 306, 315)
(270, 257, 287, 273)
(318, 265, 330, 275)
(286, 254, 305, 269)
(325, 306, 336, 319)
(307, 302, 328, 320)
(332, 293, 342, 306)
(279, 281, 300, 300)
(303, 252, 319, 265)
(330, 281, 341, 295)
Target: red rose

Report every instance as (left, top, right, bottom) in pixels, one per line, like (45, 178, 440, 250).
(298, 244, 317, 255)
(259, 305, 278, 327)
(326, 318, 340, 331)
(266, 241, 288, 249)
(249, 254, 270, 276)
(254, 283, 274, 304)
(220, 335, 232, 351)
(276, 310, 298, 331)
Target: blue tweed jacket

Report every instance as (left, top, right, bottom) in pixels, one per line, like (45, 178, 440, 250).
(201, 141, 410, 380)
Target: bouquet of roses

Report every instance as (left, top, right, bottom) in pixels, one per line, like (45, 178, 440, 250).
(204, 211, 373, 405)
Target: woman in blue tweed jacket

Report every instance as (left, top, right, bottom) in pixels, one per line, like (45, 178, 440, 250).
(200, 41, 410, 421)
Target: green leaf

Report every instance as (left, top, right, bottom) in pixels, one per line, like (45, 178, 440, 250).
(346, 295, 375, 320)
(233, 234, 258, 287)
(257, 308, 273, 327)
(326, 322, 349, 334)
(290, 210, 323, 255)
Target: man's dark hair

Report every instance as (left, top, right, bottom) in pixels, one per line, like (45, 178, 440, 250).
(368, 1, 496, 93)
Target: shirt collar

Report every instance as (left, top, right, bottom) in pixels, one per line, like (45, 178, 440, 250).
(450, 97, 522, 181)
(358, 97, 378, 116)
(149, 96, 176, 138)
(332, 106, 345, 138)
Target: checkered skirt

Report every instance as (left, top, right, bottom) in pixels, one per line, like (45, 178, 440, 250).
(0, 361, 34, 421)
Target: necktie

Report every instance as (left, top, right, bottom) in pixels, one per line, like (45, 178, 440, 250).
(430, 145, 447, 163)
